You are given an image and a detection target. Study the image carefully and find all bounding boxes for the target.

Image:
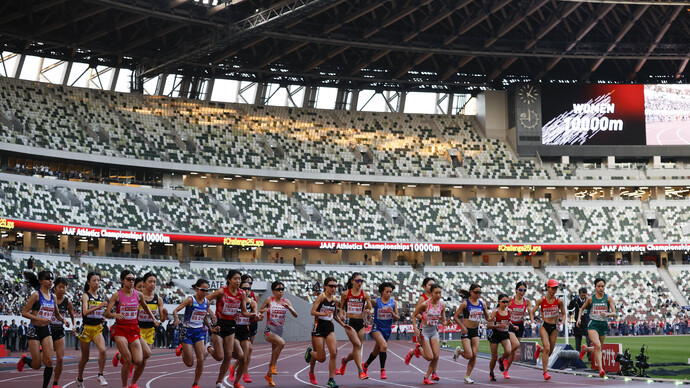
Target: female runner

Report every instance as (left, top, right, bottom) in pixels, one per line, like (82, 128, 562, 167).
(259, 280, 298, 387)
(104, 270, 160, 388)
(452, 283, 491, 384)
(411, 284, 447, 385)
(206, 270, 254, 388)
(17, 271, 64, 388)
(232, 279, 262, 385)
(304, 276, 350, 388)
(504, 281, 532, 374)
(337, 272, 372, 380)
(76, 272, 109, 388)
(530, 278, 566, 381)
(487, 294, 513, 381)
(50, 277, 76, 388)
(230, 274, 259, 384)
(405, 277, 436, 363)
(173, 279, 217, 388)
(577, 277, 617, 378)
(362, 282, 399, 379)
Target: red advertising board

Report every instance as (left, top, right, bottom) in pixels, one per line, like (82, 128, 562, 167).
(592, 343, 622, 373)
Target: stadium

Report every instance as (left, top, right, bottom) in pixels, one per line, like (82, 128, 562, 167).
(0, 0, 689, 387)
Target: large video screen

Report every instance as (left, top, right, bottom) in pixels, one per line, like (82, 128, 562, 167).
(540, 84, 690, 146)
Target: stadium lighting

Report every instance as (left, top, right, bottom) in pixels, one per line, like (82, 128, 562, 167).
(269, 179, 279, 183)
(200, 176, 207, 179)
(315, 182, 324, 185)
(223, 177, 232, 180)
(408, 185, 417, 187)
(246, 178, 252, 181)
(190, 172, 198, 175)
(546, 187, 556, 189)
(500, 186, 510, 189)
(454, 186, 463, 188)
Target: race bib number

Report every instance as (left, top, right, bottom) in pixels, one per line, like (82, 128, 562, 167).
(377, 307, 392, 320)
(468, 309, 483, 322)
(121, 306, 138, 320)
(37, 306, 55, 320)
(319, 306, 335, 320)
(510, 308, 525, 322)
(347, 300, 363, 314)
(270, 306, 287, 325)
(543, 306, 559, 318)
(87, 301, 103, 318)
(222, 301, 240, 316)
(236, 315, 250, 325)
(592, 305, 608, 319)
(190, 310, 206, 324)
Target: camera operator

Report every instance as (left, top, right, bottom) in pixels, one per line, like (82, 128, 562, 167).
(568, 287, 591, 360)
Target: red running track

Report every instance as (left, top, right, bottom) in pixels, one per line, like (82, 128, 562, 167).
(0, 340, 675, 387)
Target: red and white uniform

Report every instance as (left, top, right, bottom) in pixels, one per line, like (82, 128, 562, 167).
(216, 286, 244, 321)
(345, 289, 365, 316)
(113, 289, 141, 343)
(494, 309, 511, 332)
(540, 298, 560, 320)
(508, 298, 529, 324)
(267, 297, 287, 328)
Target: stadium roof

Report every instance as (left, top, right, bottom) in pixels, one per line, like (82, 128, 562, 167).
(0, 0, 689, 93)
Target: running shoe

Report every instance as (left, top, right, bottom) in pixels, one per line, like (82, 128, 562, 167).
(242, 373, 252, 383)
(98, 375, 108, 386)
(543, 372, 551, 381)
(579, 344, 587, 360)
(498, 357, 505, 371)
(52, 385, 62, 388)
(265, 374, 276, 387)
(304, 347, 312, 363)
(128, 384, 139, 388)
(326, 378, 338, 388)
(229, 366, 235, 381)
(464, 376, 474, 384)
(112, 351, 120, 367)
(599, 370, 606, 378)
(233, 383, 244, 388)
(268, 365, 277, 376)
(453, 346, 462, 361)
(215, 382, 224, 388)
(404, 349, 413, 365)
(502, 371, 510, 379)
(192, 385, 200, 388)
(75, 378, 85, 388)
(430, 372, 439, 381)
(423, 377, 434, 385)
(502, 358, 509, 371)
(16, 354, 26, 372)
(534, 344, 542, 360)
(336, 357, 346, 375)
(414, 343, 421, 358)
(489, 372, 496, 382)
(308, 372, 317, 385)
(361, 362, 368, 373)
(175, 344, 183, 357)
(380, 369, 387, 379)
(358, 371, 369, 380)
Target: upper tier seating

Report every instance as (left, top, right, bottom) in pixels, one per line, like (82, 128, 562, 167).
(564, 202, 654, 243)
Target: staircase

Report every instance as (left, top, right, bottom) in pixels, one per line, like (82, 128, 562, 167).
(658, 267, 689, 306)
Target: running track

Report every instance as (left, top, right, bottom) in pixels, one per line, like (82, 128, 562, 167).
(0, 341, 680, 387)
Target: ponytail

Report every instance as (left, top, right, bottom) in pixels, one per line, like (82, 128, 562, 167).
(24, 271, 40, 290)
(84, 272, 100, 292)
(345, 272, 362, 290)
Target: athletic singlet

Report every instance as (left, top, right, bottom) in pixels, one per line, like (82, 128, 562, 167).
(508, 298, 528, 324)
(494, 309, 510, 332)
(423, 300, 443, 327)
(315, 295, 336, 323)
(83, 291, 105, 326)
(215, 286, 244, 321)
(540, 297, 560, 319)
(344, 289, 365, 315)
(138, 293, 159, 328)
(32, 291, 55, 325)
(236, 300, 252, 326)
(267, 297, 287, 327)
(590, 293, 609, 322)
(183, 296, 208, 329)
(50, 296, 69, 326)
(116, 289, 139, 326)
(373, 297, 395, 327)
(463, 299, 484, 322)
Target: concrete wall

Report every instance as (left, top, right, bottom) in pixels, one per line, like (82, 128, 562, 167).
(476, 90, 508, 139)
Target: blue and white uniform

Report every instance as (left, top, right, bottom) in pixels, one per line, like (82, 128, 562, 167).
(461, 299, 484, 339)
(181, 296, 208, 345)
(28, 291, 55, 341)
(371, 297, 395, 341)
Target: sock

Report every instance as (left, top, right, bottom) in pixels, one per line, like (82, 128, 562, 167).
(22, 356, 32, 365)
(365, 353, 377, 367)
(98, 373, 103, 377)
(54, 382, 58, 386)
(379, 352, 387, 369)
(43, 367, 53, 388)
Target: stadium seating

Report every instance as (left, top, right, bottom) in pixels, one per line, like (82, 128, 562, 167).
(653, 201, 690, 242)
(563, 201, 654, 243)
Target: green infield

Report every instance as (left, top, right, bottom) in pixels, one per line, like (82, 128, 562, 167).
(444, 335, 690, 381)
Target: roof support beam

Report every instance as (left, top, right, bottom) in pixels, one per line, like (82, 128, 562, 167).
(0, 0, 67, 25)
(301, 45, 350, 72)
(403, 0, 472, 42)
(628, 5, 683, 80)
(484, 0, 550, 48)
(442, 0, 512, 46)
(77, 15, 148, 45)
(35, 7, 110, 36)
(580, 4, 649, 81)
(124, 23, 187, 51)
(535, 3, 615, 80)
(676, 58, 689, 79)
(258, 41, 309, 68)
(440, 56, 475, 81)
(348, 50, 390, 76)
(363, 0, 433, 39)
(324, 1, 389, 34)
(524, 1, 581, 50)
